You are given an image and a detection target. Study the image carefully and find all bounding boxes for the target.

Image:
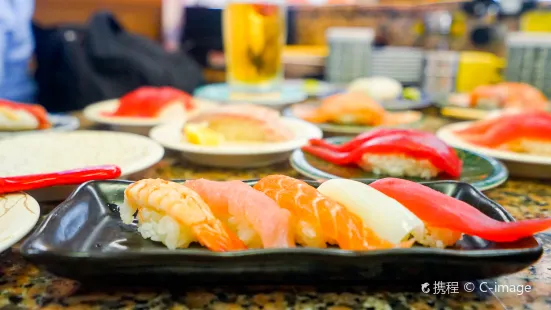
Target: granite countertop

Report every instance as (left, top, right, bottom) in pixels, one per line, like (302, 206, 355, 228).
(1, 116, 550, 309)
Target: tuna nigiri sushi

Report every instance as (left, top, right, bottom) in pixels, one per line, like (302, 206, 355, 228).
(120, 179, 246, 251)
(0, 99, 51, 131)
(317, 179, 462, 248)
(370, 178, 551, 243)
(185, 104, 294, 143)
(302, 128, 462, 179)
(453, 111, 551, 156)
(184, 179, 295, 248)
(253, 175, 400, 250)
(104, 86, 194, 118)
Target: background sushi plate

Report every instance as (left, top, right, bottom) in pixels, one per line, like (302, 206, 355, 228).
(0, 114, 80, 139)
(0, 193, 40, 253)
(437, 122, 551, 179)
(290, 137, 509, 191)
(83, 99, 219, 136)
(282, 108, 425, 136)
(149, 118, 322, 168)
(0, 131, 165, 202)
(20, 179, 542, 286)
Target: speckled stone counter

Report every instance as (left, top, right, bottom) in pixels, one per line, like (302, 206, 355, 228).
(1, 116, 550, 309)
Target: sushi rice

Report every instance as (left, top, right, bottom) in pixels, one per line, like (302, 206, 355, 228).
(359, 154, 440, 179)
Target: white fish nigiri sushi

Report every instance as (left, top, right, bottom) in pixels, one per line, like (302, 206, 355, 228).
(317, 179, 424, 245)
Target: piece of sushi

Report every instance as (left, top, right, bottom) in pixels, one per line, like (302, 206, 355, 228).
(0, 99, 51, 131)
(370, 178, 551, 243)
(302, 128, 462, 179)
(453, 110, 551, 156)
(316, 179, 425, 246)
(347, 76, 403, 101)
(253, 175, 400, 250)
(185, 104, 294, 143)
(469, 82, 548, 110)
(121, 178, 246, 251)
(184, 179, 295, 248)
(104, 86, 194, 118)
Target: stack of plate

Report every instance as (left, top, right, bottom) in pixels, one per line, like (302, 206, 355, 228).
(505, 32, 551, 98)
(371, 47, 425, 84)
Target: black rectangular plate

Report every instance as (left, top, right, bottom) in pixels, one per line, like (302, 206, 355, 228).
(20, 179, 543, 286)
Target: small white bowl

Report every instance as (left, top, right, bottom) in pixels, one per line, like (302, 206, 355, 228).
(0, 130, 165, 201)
(437, 122, 551, 179)
(83, 98, 219, 135)
(0, 192, 40, 253)
(149, 117, 323, 168)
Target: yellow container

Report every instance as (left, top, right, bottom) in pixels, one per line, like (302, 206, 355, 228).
(455, 51, 505, 93)
(521, 11, 551, 33)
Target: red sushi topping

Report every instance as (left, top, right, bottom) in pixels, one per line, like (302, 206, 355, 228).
(0, 99, 51, 129)
(252, 4, 278, 16)
(370, 178, 551, 242)
(104, 86, 194, 118)
(302, 129, 462, 178)
(454, 111, 551, 147)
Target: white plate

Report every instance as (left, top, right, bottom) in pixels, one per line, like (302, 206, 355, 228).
(150, 118, 323, 168)
(83, 99, 219, 135)
(0, 131, 165, 201)
(0, 192, 40, 253)
(0, 114, 80, 139)
(437, 122, 551, 179)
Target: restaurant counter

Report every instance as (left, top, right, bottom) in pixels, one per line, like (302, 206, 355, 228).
(0, 115, 550, 309)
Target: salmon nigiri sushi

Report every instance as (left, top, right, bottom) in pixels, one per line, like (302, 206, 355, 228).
(120, 179, 246, 251)
(453, 111, 551, 156)
(184, 179, 295, 248)
(253, 175, 402, 250)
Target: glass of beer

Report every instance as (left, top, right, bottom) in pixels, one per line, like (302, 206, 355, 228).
(223, 0, 286, 93)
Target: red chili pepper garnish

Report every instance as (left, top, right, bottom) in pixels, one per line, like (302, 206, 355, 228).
(103, 86, 194, 118)
(0, 165, 122, 194)
(0, 99, 51, 129)
(370, 178, 551, 242)
(302, 130, 462, 177)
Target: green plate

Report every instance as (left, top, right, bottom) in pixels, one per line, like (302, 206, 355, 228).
(282, 105, 425, 135)
(290, 136, 509, 191)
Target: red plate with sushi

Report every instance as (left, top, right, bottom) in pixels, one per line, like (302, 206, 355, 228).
(291, 129, 508, 191)
(20, 176, 545, 285)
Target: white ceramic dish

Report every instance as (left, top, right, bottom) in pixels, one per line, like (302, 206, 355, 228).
(0, 131, 165, 201)
(0, 192, 40, 253)
(437, 122, 551, 179)
(83, 98, 219, 135)
(150, 118, 323, 168)
(0, 114, 80, 139)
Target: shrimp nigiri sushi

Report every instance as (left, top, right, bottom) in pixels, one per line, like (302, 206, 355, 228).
(469, 82, 548, 110)
(453, 111, 551, 156)
(184, 179, 295, 248)
(302, 128, 462, 179)
(0, 99, 51, 131)
(253, 175, 401, 250)
(120, 179, 246, 251)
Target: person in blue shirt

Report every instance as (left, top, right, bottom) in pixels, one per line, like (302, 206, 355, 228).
(0, 0, 37, 103)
